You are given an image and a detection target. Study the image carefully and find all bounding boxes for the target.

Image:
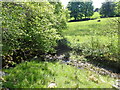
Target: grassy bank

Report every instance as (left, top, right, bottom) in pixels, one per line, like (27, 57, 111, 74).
(62, 17, 119, 62)
(2, 60, 115, 88)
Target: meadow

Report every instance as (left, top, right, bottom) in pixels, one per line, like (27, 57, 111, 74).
(62, 17, 119, 63)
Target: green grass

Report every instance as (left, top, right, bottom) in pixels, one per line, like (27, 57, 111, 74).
(91, 12, 101, 19)
(63, 17, 118, 36)
(62, 17, 119, 61)
(2, 17, 118, 88)
(2, 60, 115, 88)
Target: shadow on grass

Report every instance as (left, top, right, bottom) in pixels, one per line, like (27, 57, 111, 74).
(85, 56, 120, 74)
(68, 18, 96, 22)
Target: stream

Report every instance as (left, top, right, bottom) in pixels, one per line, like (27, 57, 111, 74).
(45, 49, 120, 79)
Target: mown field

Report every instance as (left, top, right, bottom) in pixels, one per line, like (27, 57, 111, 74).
(62, 17, 119, 63)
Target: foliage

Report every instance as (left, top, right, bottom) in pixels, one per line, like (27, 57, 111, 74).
(67, 1, 83, 20)
(67, 0, 94, 20)
(2, 61, 115, 88)
(2, 2, 68, 67)
(49, 1, 69, 31)
(115, 1, 120, 16)
(82, 1, 94, 18)
(100, 1, 117, 17)
(94, 8, 100, 12)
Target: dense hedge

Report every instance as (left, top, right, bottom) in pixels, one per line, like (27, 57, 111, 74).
(2, 2, 69, 68)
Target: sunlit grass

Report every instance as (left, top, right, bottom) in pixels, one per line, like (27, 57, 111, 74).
(63, 17, 118, 36)
(91, 12, 101, 19)
(62, 17, 118, 61)
(2, 60, 115, 88)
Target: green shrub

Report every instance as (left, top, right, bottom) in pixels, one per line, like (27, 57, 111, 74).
(2, 2, 68, 67)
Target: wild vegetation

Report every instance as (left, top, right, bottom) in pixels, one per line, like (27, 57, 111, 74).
(2, 60, 115, 88)
(67, 0, 94, 20)
(100, 1, 119, 17)
(2, 2, 69, 68)
(62, 17, 119, 65)
(1, 0, 120, 89)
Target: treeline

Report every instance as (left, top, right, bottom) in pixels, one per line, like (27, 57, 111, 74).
(67, 0, 94, 20)
(100, 1, 120, 17)
(2, 2, 69, 68)
(67, 0, 119, 20)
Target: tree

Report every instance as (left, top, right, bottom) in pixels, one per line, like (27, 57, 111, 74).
(100, 0, 117, 17)
(114, 1, 120, 17)
(83, 1, 94, 18)
(67, 1, 82, 20)
(49, 1, 69, 31)
(67, 0, 94, 20)
(94, 8, 100, 12)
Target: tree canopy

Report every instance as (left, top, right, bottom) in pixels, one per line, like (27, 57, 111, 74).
(115, 1, 120, 17)
(100, 0, 117, 17)
(67, 0, 94, 20)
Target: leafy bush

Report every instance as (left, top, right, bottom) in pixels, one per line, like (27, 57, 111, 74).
(2, 2, 68, 67)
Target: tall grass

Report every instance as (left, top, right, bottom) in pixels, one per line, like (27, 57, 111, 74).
(2, 61, 115, 88)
